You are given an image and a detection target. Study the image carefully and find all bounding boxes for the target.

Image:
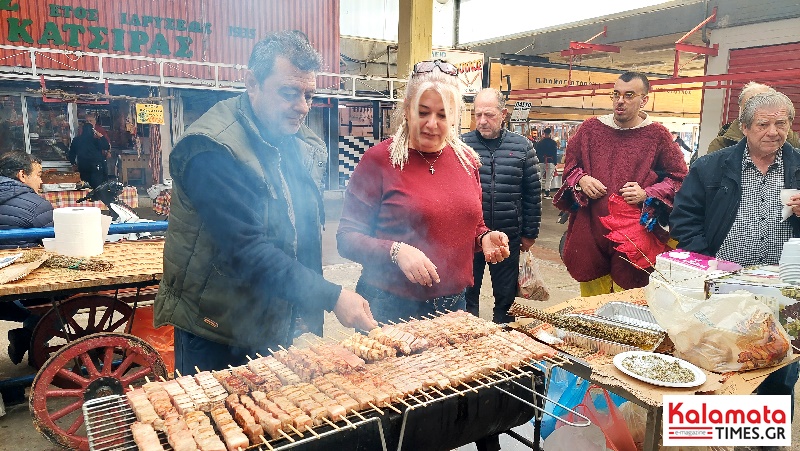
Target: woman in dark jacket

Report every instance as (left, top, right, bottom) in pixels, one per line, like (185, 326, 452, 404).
(69, 122, 110, 188)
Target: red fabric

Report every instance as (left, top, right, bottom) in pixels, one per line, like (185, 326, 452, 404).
(338, 139, 489, 300)
(600, 194, 669, 270)
(561, 117, 687, 285)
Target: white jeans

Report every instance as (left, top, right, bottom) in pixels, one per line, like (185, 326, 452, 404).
(538, 162, 555, 192)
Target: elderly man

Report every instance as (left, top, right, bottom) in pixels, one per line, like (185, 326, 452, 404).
(462, 88, 540, 324)
(707, 82, 800, 154)
(671, 90, 800, 407)
(556, 72, 687, 296)
(0, 151, 53, 364)
(154, 31, 376, 375)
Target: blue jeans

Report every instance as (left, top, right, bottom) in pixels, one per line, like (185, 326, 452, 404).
(174, 327, 271, 375)
(756, 361, 799, 418)
(356, 279, 466, 325)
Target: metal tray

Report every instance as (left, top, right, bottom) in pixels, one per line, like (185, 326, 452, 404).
(558, 313, 665, 352)
(557, 329, 640, 355)
(594, 302, 665, 332)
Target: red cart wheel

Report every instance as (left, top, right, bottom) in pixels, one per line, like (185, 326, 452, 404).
(29, 295, 133, 369)
(29, 332, 166, 451)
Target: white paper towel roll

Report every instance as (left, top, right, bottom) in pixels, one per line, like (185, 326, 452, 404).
(53, 207, 104, 257)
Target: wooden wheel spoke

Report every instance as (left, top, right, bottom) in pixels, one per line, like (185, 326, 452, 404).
(45, 388, 83, 398)
(102, 346, 115, 376)
(55, 368, 90, 387)
(98, 305, 115, 330)
(86, 306, 98, 329)
(50, 399, 83, 421)
(112, 353, 137, 378)
(53, 329, 68, 340)
(79, 351, 100, 378)
(66, 316, 85, 336)
(106, 316, 128, 332)
(119, 366, 153, 386)
(66, 413, 85, 435)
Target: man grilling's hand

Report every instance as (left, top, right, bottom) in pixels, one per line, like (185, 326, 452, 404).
(333, 289, 378, 330)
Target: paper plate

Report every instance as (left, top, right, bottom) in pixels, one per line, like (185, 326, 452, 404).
(613, 351, 706, 388)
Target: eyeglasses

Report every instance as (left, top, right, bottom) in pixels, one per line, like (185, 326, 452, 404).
(610, 92, 645, 101)
(412, 60, 459, 77)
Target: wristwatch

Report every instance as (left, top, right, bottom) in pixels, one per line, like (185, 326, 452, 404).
(573, 184, 582, 191)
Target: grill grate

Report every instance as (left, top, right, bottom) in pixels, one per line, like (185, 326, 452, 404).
(82, 360, 587, 451)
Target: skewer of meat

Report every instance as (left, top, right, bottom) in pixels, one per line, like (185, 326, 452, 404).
(209, 406, 250, 451)
(131, 421, 166, 451)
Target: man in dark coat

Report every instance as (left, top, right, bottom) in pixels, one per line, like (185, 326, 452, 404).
(0, 151, 53, 364)
(462, 88, 541, 325)
(671, 90, 800, 413)
(535, 127, 559, 197)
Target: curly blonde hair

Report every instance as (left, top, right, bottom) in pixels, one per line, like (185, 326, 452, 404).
(389, 68, 479, 172)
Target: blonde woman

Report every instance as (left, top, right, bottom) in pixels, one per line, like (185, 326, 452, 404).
(337, 60, 510, 323)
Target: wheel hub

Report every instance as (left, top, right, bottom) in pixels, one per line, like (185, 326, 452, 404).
(83, 376, 124, 400)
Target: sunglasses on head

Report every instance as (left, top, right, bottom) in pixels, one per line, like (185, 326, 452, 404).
(412, 60, 459, 77)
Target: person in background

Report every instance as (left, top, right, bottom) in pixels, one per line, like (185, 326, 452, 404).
(0, 151, 53, 364)
(338, 61, 510, 325)
(671, 131, 693, 164)
(670, 90, 800, 412)
(86, 113, 118, 179)
(69, 122, 110, 188)
(707, 81, 800, 155)
(555, 72, 687, 296)
(535, 127, 558, 197)
(154, 31, 376, 375)
(461, 87, 540, 324)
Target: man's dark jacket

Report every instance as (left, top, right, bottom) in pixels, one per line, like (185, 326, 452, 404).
(0, 176, 53, 249)
(154, 94, 339, 349)
(670, 140, 800, 257)
(461, 129, 541, 242)
(535, 137, 559, 165)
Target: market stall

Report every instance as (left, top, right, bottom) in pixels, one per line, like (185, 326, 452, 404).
(512, 287, 798, 450)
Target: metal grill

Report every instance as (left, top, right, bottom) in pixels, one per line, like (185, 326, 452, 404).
(83, 358, 589, 451)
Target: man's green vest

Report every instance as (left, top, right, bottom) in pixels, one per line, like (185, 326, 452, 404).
(153, 94, 328, 349)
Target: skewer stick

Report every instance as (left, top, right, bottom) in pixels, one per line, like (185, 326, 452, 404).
(351, 409, 367, 421)
(407, 393, 426, 405)
(194, 366, 201, 374)
(386, 320, 397, 325)
(367, 402, 384, 415)
(431, 387, 447, 398)
(322, 417, 341, 430)
(278, 345, 288, 352)
(144, 376, 151, 383)
(398, 398, 413, 408)
(418, 390, 435, 401)
(174, 369, 182, 377)
(159, 376, 167, 382)
(385, 403, 402, 414)
(267, 348, 277, 355)
(306, 425, 321, 439)
(246, 355, 253, 361)
(287, 424, 304, 438)
(459, 381, 478, 393)
(447, 385, 465, 396)
(256, 353, 264, 358)
(445, 309, 455, 313)
(259, 435, 275, 451)
(278, 429, 296, 443)
(341, 416, 357, 429)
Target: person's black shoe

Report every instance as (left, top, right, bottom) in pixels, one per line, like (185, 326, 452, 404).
(7, 327, 33, 365)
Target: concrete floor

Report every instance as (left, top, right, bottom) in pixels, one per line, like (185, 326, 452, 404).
(0, 195, 797, 450)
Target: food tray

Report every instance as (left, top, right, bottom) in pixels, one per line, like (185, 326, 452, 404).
(561, 313, 665, 352)
(557, 329, 639, 355)
(594, 302, 665, 332)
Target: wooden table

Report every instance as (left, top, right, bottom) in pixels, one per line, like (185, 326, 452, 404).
(41, 186, 139, 210)
(518, 288, 797, 451)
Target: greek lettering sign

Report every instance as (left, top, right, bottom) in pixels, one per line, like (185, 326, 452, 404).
(510, 101, 532, 122)
(135, 103, 164, 125)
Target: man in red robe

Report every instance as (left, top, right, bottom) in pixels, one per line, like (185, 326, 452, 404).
(555, 72, 687, 296)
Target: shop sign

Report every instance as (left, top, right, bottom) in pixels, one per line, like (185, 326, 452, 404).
(432, 48, 484, 95)
(135, 103, 164, 125)
(510, 101, 532, 122)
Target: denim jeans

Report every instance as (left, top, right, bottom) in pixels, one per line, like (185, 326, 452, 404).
(356, 279, 466, 324)
(174, 327, 271, 375)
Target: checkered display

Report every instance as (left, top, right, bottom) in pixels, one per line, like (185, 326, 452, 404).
(338, 136, 377, 188)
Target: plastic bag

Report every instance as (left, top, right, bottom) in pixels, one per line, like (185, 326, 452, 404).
(543, 418, 609, 451)
(617, 401, 646, 446)
(517, 250, 549, 301)
(647, 277, 793, 373)
(130, 305, 175, 374)
(557, 386, 637, 451)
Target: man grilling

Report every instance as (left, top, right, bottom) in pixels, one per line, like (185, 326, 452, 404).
(154, 31, 377, 375)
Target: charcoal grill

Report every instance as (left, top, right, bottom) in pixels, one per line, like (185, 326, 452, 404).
(83, 360, 589, 451)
